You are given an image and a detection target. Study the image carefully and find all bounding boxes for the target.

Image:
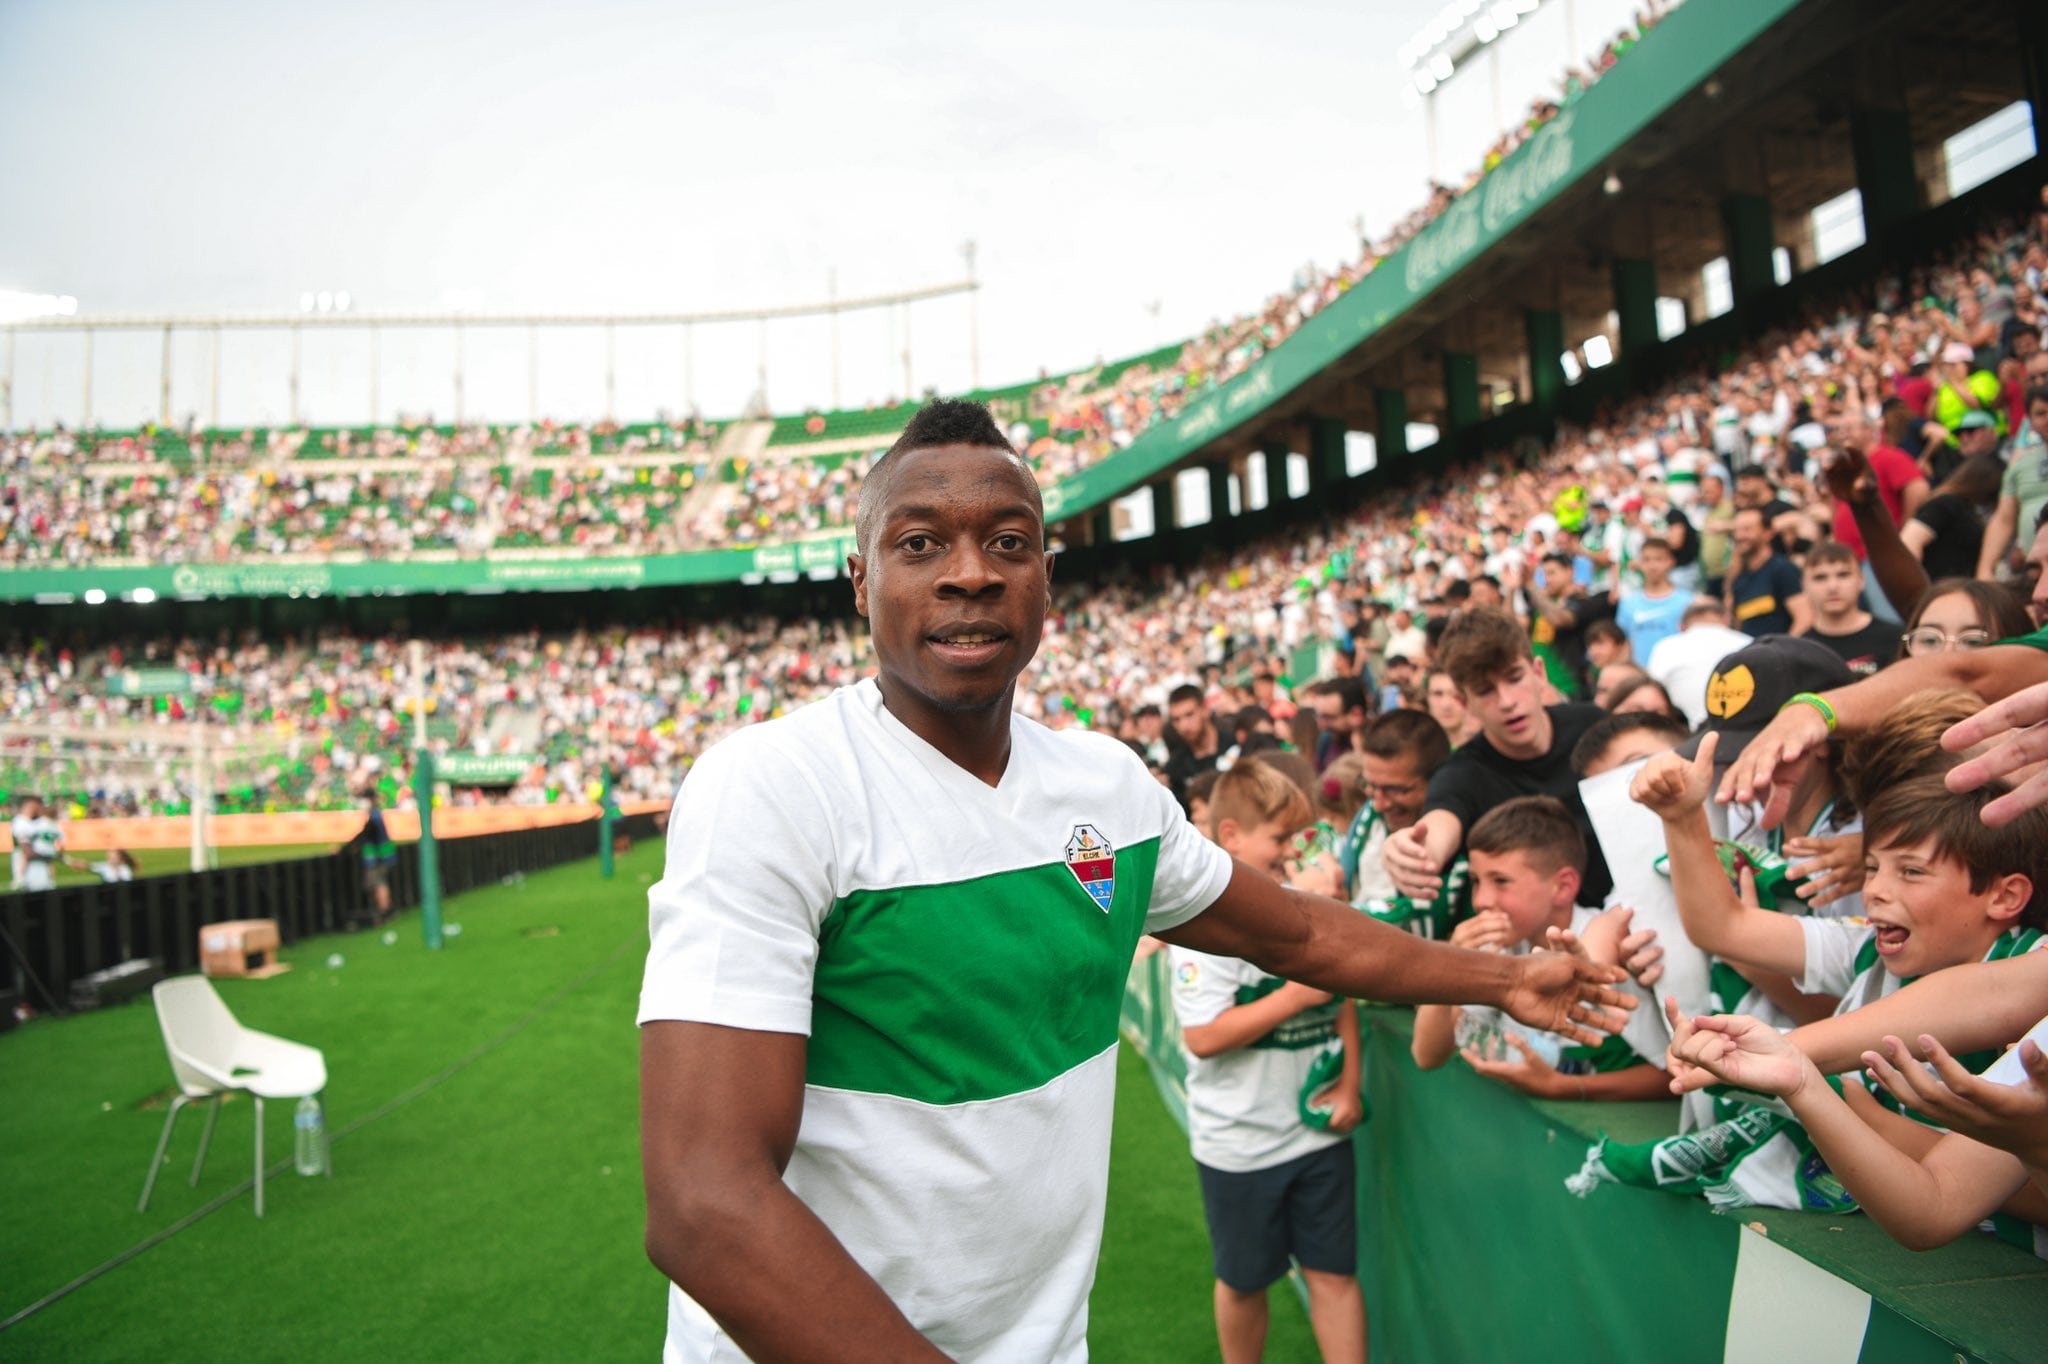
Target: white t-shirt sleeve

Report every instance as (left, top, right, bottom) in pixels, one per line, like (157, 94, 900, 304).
(1144, 780, 1234, 934)
(1797, 917, 1875, 997)
(637, 736, 839, 1035)
(1168, 947, 1244, 1031)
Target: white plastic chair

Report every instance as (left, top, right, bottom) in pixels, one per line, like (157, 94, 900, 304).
(139, 975, 329, 1217)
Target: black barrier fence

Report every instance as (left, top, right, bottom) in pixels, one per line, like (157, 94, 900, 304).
(0, 811, 661, 1015)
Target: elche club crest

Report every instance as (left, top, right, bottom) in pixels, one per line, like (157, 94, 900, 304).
(1065, 824, 1115, 913)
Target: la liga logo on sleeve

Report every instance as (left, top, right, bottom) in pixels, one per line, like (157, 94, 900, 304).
(1064, 824, 1116, 912)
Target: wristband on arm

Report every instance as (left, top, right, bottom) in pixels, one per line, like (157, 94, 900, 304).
(1780, 692, 1837, 733)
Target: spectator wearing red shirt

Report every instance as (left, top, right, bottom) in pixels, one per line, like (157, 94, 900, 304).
(1828, 414, 1928, 624)
(1826, 416, 1927, 557)
(1894, 362, 1936, 419)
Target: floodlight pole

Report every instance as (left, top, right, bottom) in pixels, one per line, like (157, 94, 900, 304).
(963, 241, 980, 390)
(409, 641, 443, 947)
(190, 724, 210, 873)
(599, 766, 616, 881)
(415, 747, 444, 949)
(159, 324, 173, 426)
(605, 322, 617, 424)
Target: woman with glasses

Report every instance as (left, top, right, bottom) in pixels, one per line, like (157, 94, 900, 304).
(1898, 578, 2034, 661)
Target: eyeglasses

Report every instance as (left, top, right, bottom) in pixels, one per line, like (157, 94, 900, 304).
(1902, 627, 1993, 655)
(1362, 779, 1422, 799)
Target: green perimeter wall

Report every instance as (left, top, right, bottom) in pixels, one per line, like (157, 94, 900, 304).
(1121, 951, 2048, 1364)
(0, 0, 1809, 605)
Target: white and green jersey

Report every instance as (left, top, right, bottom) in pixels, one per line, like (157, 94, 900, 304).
(19, 815, 61, 892)
(1342, 804, 1470, 941)
(639, 679, 1233, 1363)
(1168, 948, 1345, 1173)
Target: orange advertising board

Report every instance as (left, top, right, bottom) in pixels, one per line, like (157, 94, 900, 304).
(0, 799, 668, 853)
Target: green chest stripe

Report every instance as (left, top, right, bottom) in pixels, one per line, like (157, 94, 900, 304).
(806, 836, 1162, 1104)
(1232, 977, 1339, 1050)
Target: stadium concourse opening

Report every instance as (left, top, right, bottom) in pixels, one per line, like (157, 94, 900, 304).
(6, 0, 2048, 1358)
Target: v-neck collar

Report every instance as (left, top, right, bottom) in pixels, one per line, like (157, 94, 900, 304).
(859, 678, 1027, 808)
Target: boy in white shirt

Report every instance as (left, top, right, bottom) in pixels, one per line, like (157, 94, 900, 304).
(1611, 748, 2047, 1210)
(1411, 796, 1668, 1100)
(1172, 758, 1366, 1364)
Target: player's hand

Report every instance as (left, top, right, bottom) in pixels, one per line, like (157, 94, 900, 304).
(1449, 909, 1513, 952)
(1631, 733, 1717, 820)
(1383, 824, 1444, 900)
(1719, 707, 1830, 830)
(1862, 1033, 2048, 1166)
(1663, 998, 1808, 1099)
(1944, 679, 2048, 826)
(1461, 1033, 1562, 1097)
(1500, 950, 1633, 1048)
(1785, 832, 1864, 907)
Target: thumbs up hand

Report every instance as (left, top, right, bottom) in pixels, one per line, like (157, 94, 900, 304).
(1630, 731, 1718, 822)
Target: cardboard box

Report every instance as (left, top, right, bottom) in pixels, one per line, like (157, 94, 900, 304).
(200, 920, 290, 979)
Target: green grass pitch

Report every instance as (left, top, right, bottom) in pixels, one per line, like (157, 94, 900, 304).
(0, 838, 1318, 1360)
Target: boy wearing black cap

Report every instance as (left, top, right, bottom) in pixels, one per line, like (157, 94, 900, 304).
(1683, 635, 1865, 923)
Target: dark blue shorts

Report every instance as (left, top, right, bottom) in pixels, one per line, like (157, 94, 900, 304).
(1195, 1141, 1357, 1291)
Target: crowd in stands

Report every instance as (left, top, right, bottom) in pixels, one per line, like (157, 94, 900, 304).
(5, 188, 2046, 807)
(2, 3, 1682, 570)
(0, 621, 866, 818)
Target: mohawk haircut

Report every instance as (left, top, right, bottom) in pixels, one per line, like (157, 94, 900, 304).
(854, 399, 1037, 557)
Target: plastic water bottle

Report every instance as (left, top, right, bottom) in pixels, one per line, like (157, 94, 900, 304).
(294, 1096, 326, 1176)
(1455, 1005, 1507, 1060)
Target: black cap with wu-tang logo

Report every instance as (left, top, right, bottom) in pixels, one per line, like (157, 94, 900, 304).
(1677, 635, 1855, 768)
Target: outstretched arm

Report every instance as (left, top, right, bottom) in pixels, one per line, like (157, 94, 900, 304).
(641, 1022, 947, 1361)
(1632, 735, 1808, 977)
(1383, 808, 1464, 900)
(1945, 678, 2048, 825)
(1721, 645, 2048, 827)
(1163, 862, 1634, 1045)
(1784, 950, 2048, 1072)
(1667, 1005, 2026, 1250)
(1864, 1031, 2048, 1182)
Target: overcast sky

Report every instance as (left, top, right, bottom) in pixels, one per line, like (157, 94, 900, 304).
(0, 0, 1641, 428)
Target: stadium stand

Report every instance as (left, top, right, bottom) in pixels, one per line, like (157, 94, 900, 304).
(6, 184, 2043, 818)
(1, 7, 1682, 571)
